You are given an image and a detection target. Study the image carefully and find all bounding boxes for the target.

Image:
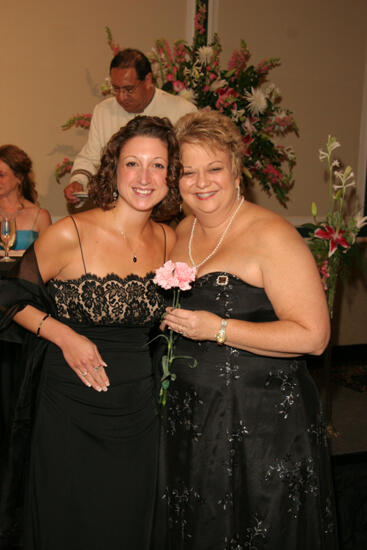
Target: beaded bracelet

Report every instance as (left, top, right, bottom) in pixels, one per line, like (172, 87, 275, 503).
(36, 313, 51, 338)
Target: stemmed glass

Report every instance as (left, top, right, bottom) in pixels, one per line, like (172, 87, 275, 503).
(0, 217, 16, 262)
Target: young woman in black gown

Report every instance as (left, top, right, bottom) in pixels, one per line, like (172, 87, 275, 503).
(154, 110, 339, 549)
(0, 116, 180, 549)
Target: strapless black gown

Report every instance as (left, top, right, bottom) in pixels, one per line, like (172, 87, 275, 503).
(23, 272, 164, 550)
(154, 272, 338, 550)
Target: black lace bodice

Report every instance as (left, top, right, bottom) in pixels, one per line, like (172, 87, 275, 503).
(47, 272, 165, 327)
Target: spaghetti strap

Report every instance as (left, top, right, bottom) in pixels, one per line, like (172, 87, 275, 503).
(159, 224, 167, 262)
(31, 207, 41, 230)
(69, 216, 87, 274)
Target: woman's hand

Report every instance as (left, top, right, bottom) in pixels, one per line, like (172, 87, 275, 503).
(58, 328, 109, 392)
(163, 307, 221, 342)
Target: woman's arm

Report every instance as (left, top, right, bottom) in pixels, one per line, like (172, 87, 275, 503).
(12, 218, 110, 391)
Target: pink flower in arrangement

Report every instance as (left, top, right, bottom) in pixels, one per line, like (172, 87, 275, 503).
(263, 163, 282, 185)
(215, 87, 238, 110)
(153, 261, 196, 291)
(319, 259, 330, 291)
(256, 60, 271, 74)
(173, 42, 186, 64)
(112, 45, 121, 56)
(314, 225, 350, 257)
(242, 134, 254, 155)
(173, 80, 185, 93)
(228, 49, 250, 75)
(166, 73, 175, 82)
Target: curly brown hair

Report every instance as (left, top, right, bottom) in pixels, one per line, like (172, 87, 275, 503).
(0, 145, 38, 203)
(175, 110, 246, 193)
(89, 116, 181, 220)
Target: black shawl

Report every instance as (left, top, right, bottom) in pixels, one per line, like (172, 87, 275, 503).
(0, 245, 57, 533)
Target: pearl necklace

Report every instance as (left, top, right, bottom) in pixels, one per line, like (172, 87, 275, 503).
(188, 196, 244, 270)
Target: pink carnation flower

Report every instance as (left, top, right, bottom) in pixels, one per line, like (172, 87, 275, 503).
(153, 261, 196, 291)
(173, 262, 196, 290)
(153, 260, 177, 289)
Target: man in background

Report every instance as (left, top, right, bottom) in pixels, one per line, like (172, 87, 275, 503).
(65, 48, 196, 204)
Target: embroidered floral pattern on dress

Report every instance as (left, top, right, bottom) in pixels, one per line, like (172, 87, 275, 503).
(218, 491, 233, 511)
(307, 413, 328, 448)
(265, 455, 319, 517)
(224, 514, 268, 549)
(48, 272, 165, 326)
(219, 360, 240, 386)
(265, 361, 300, 419)
(322, 496, 336, 535)
(166, 388, 203, 440)
(223, 420, 250, 476)
(163, 483, 204, 541)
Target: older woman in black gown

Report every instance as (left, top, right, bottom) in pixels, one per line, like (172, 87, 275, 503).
(154, 110, 338, 549)
(0, 116, 180, 550)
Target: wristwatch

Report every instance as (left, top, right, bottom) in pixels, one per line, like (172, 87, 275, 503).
(215, 319, 228, 345)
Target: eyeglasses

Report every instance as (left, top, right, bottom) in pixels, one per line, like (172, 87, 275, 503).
(111, 79, 144, 96)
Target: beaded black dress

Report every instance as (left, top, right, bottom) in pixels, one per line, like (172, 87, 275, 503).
(0, 241, 166, 550)
(154, 272, 339, 550)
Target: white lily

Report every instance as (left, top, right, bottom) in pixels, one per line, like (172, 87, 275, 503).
(210, 79, 227, 92)
(319, 149, 328, 161)
(327, 135, 341, 154)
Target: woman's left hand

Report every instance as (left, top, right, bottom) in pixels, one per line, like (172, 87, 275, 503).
(163, 307, 221, 341)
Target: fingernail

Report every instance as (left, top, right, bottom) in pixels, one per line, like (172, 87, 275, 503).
(86, 383, 91, 388)
(96, 387, 102, 392)
(102, 387, 108, 392)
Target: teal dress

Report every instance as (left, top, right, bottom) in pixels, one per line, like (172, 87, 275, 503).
(13, 230, 38, 250)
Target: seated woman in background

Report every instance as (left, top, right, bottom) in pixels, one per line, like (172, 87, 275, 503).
(0, 145, 51, 251)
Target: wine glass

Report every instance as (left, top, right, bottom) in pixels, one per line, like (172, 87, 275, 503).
(0, 218, 16, 262)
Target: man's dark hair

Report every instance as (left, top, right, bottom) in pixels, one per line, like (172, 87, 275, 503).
(109, 49, 152, 81)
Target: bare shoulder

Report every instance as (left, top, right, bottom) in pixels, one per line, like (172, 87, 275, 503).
(244, 202, 305, 252)
(35, 215, 79, 250)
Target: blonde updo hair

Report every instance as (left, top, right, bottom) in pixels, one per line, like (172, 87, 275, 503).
(175, 110, 245, 185)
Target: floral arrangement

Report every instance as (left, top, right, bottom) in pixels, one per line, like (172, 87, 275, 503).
(303, 136, 366, 317)
(149, 3, 299, 206)
(152, 261, 197, 405)
(55, 2, 298, 205)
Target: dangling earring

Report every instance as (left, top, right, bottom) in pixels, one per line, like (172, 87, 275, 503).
(112, 189, 118, 204)
(237, 186, 241, 201)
